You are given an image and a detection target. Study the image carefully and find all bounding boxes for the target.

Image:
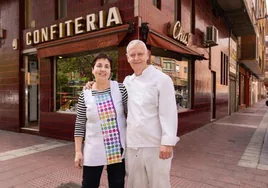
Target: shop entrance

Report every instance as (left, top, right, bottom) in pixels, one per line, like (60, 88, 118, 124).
(23, 55, 39, 131)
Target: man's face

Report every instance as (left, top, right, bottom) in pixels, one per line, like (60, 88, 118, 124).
(126, 43, 148, 73)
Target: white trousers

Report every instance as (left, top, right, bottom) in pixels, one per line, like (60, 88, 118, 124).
(126, 147, 172, 188)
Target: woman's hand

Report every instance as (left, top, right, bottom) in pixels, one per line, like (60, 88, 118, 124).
(74, 151, 83, 169)
(83, 81, 94, 90)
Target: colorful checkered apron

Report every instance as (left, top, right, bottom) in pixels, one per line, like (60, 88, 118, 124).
(95, 92, 122, 165)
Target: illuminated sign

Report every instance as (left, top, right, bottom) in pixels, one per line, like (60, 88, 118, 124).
(26, 7, 122, 46)
(167, 21, 191, 45)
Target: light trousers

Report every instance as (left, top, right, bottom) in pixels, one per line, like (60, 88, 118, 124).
(126, 147, 172, 188)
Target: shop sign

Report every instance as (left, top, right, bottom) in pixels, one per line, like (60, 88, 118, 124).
(26, 7, 122, 46)
(230, 38, 237, 61)
(167, 21, 191, 45)
(230, 57, 237, 75)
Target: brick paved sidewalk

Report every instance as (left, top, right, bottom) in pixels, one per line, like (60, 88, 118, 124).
(0, 100, 268, 187)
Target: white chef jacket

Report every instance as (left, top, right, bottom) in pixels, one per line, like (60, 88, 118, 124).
(83, 81, 126, 166)
(123, 65, 179, 148)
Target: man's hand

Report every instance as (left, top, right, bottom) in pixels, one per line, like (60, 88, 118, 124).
(159, 145, 173, 159)
(83, 81, 94, 90)
(74, 151, 83, 169)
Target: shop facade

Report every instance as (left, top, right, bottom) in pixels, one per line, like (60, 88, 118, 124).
(238, 66, 250, 107)
(1, 0, 232, 140)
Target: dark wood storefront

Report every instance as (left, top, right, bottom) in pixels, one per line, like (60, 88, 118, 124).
(25, 23, 206, 140)
(0, 0, 231, 140)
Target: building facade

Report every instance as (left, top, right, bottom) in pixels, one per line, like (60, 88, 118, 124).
(238, 0, 266, 108)
(0, 0, 250, 140)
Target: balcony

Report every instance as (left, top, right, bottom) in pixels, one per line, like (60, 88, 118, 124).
(214, 0, 255, 36)
(239, 35, 262, 76)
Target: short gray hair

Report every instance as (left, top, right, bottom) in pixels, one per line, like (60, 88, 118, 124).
(126, 40, 148, 53)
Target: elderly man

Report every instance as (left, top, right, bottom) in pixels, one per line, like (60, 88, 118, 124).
(124, 40, 179, 188)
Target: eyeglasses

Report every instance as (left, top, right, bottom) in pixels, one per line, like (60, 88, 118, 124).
(127, 53, 145, 59)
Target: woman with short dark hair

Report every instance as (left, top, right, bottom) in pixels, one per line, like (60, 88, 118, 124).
(74, 53, 127, 188)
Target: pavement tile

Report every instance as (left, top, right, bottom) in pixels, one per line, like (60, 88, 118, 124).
(1, 100, 268, 187)
(255, 174, 268, 184)
(217, 175, 242, 185)
(242, 180, 268, 188)
(225, 184, 240, 188)
(13, 183, 36, 188)
(170, 176, 215, 188)
(205, 179, 227, 187)
(232, 171, 255, 181)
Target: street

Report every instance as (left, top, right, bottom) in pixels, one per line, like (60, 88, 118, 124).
(0, 100, 268, 188)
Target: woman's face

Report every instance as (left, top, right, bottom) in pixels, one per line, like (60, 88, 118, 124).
(92, 58, 111, 81)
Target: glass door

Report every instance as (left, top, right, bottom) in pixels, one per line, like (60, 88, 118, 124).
(24, 55, 39, 130)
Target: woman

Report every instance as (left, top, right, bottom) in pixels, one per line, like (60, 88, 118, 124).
(74, 53, 127, 188)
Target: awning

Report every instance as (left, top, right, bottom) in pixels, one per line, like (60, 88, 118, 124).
(37, 24, 129, 58)
(147, 30, 206, 60)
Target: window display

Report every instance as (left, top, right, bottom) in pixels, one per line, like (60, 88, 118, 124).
(151, 55, 190, 112)
(56, 50, 118, 112)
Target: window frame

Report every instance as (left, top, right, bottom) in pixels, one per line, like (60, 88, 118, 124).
(25, 0, 32, 29)
(163, 59, 176, 72)
(101, 0, 118, 6)
(152, 0, 161, 10)
(176, 64, 180, 72)
(56, 0, 67, 20)
(220, 52, 229, 86)
(174, 0, 181, 21)
(184, 67, 187, 73)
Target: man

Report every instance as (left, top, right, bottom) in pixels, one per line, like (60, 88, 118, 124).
(123, 40, 179, 188)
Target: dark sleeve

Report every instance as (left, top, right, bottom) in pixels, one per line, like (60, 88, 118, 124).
(118, 83, 128, 115)
(74, 92, 87, 137)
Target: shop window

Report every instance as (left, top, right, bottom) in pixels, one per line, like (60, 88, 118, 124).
(152, 0, 161, 10)
(101, 0, 118, 5)
(56, 0, 67, 19)
(25, 0, 32, 29)
(55, 50, 118, 113)
(174, 0, 181, 21)
(151, 56, 191, 112)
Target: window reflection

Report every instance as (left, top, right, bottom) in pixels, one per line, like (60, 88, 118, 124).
(56, 51, 118, 112)
(151, 55, 189, 112)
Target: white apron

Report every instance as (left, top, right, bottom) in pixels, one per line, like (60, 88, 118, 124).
(83, 81, 126, 166)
